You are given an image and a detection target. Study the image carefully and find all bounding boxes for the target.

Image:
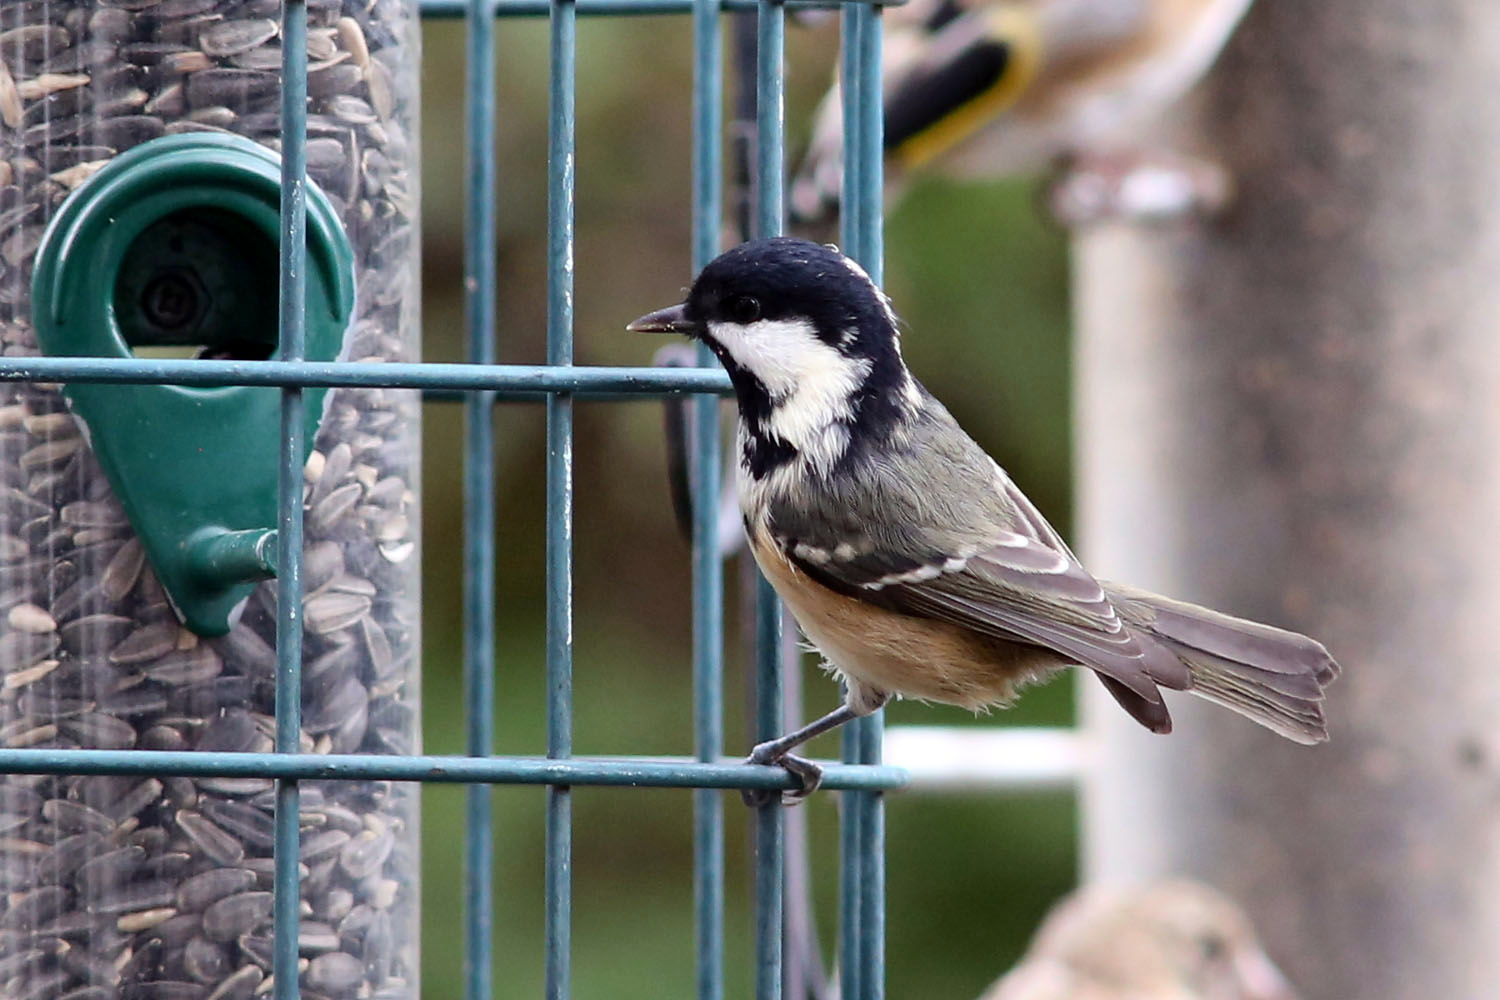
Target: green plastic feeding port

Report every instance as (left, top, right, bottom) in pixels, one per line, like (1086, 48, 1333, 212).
(30, 133, 356, 636)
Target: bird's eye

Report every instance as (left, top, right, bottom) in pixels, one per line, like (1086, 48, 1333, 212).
(725, 295, 761, 324)
(1197, 933, 1229, 962)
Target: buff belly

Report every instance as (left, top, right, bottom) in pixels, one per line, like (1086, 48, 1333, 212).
(747, 525, 1064, 714)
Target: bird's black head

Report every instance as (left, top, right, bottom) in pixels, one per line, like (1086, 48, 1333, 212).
(691, 238, 903, 362)
(628, 238, 918, 478)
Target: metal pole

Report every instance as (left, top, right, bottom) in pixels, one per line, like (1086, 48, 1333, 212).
(462, 0, 499, 996)
(272, 2, 308, 997)
(1076, 3, 1500, 998)
(545, 0, 577, 995)
(689, 0, 727, 996)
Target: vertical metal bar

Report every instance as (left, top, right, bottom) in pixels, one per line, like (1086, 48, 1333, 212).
(752, 5, 785, 999)
(854, 5, 883, 270)
(463, 1, 498, 999)
(848, 6, 887, 999)
(855, 722, 884, 1000)
(836, 8, 865, 999)
(273, 2, 308, 999)
(690, 0, 726, 997)
(837, 2, 862, 256)
(838, 722, 863, 1000)
(546, 0, 577, 995)
(754, 0, 784, 241)
(730, 13, 758, 242)
(753, 584, 783, 1000)
(854, 8, 885, 999)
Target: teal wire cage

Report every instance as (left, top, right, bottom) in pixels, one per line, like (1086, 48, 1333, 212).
(440, 2, 903, 998)
(0, 1, 905, 999)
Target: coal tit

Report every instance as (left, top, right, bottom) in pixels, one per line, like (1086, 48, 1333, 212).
(629, 238, 1338, 800)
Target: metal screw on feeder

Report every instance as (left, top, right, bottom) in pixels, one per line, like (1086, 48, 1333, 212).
(140, 271, 206, 335)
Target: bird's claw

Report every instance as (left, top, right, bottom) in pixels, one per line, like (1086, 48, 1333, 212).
(741, 746, 824, 807)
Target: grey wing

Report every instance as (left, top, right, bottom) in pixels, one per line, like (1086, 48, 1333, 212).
(776, 466, 1188, 708)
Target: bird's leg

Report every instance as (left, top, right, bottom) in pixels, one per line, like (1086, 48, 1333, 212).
(742, 703, 863, 807)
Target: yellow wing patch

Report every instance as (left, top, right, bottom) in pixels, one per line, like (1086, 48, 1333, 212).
(891, 6, 1044, 171)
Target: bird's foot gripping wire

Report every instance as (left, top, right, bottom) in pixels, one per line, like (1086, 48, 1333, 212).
(739, 703, 862, 807)
(742, 744, 825, 808)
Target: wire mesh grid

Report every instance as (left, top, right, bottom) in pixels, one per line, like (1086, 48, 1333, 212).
(0, 1, 903, 998)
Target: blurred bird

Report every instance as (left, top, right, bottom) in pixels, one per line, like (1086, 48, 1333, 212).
(790, 0, 1250, 226)
(979, 881, 1298, 1000)
(629, 238, 1338, 800)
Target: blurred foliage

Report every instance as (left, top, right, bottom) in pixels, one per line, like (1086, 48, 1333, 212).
(418, 12, 1073, 1000)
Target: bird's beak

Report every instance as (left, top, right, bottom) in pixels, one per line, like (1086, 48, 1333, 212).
(626, 303, 699, 336)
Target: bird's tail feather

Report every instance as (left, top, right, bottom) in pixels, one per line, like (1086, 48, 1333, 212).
(1104, 583, 1340, 745)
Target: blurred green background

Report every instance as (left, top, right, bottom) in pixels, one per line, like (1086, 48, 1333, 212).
(417, 13, 1075, 999)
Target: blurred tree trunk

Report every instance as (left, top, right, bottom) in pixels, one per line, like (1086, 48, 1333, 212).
(1075, 3, 1500, 998)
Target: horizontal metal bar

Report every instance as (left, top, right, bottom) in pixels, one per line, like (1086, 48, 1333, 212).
(0, 357, 731, 395)
(424, 388, 725, 404)
(420, 0, 895, 16)
(882, 726, 1084, 792)
(0, 749, 908, 791)
(422, 388, 706, 404)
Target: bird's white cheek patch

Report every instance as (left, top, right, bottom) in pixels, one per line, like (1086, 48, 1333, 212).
(708, 317, 871, 473)
(707, 318, 842, 397)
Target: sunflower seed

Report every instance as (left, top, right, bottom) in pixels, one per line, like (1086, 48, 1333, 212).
(203, 964, 262, 1000)
(58, 713, 137, 751)
(109, 620, 179, 664)
(42, 799, 114, 835)
(184, 68, 278, 108)
(121, 983, 205, 1000)
(305, 951, 362, 995)
(304, 592, 370, 635)
(183, 933, 231, 983)
(73, 845, 145, 896)
(59, 501, 125, 529)
(58, 988, 113, 1000)
(60, 613, 134, 655)
(197, 800, 271, 852)
(338, 828, 393, 881)
(145, 646, 223, 685)
(299, 829, 350, 865)
(0, 56, 21, 129)
(96, 688, 169, 719)
(193, 777, 273, 797)
(176, 868, 257, 914)
(235, 932, 272, 968)
(175, 811, 243, 867)
(0, 629, 59, 668)
(0, 26, 70, 62)
(309, 482, 362, 534)
(198, 20, 277, 58)
(116, 905, 178, 933)
(0, 886, 69, 929)
(6, 602, 53, 632)
(201, 891, 271, 943)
